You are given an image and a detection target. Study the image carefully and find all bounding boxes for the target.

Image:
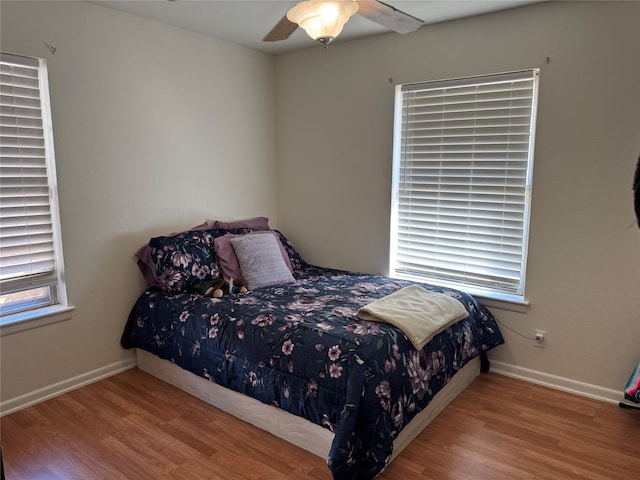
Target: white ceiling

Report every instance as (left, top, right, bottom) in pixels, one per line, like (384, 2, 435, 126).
(93, 0, 540, 55)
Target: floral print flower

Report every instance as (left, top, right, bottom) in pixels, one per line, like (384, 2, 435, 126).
(158, 268, 183, 290)
(296, 286, 320, 295)
(307, 379, 318, 396)
(191, 264, 210, 280)
(330, 274, 350, 281)
(460, 323, 478, 358)
(329, 363, 343, 378)
(328, 345, 342, 361)
(392, 344, 401, 360)
(442, 289, 462, 299)
(316, 321, 335, 331)
(355, 282, 381, 292)
(286, 298, 326, 312)
(319, 294, 341, 303)
(282, 339, 294, 355)
(407, 350, 446, 400)
(179, 311, 190, 322)
(171, 251, 193, 268)
(406, 349, 433, 400)
(284, 314, 303, 323)
(430, 350, 446, 375)
(376, 380, 392, 410)
(322, 414, 336, 433)
(252, 314, 276, 327)
(391, 399, 403, 429)
(384, 357, 396, 374)
(235, 295, 261, 305)
(201, 231, 213, 245)
(332, 306, 357, 318)
(347, 321, 381, 336)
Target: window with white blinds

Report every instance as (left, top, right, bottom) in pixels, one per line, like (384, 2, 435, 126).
(0, 52, 67, 317)
(390, 69, 539, 298)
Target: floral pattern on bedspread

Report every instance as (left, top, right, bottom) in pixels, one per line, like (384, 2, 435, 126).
(122, 265, 504, 480)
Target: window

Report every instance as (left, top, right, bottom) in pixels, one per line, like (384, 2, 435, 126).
(390, 69, 539, 301)
(0, 52, 71, 330)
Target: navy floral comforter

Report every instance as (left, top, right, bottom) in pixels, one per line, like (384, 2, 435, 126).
(121, 265, 504, 479)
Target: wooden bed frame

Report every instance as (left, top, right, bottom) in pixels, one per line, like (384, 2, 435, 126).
(136, 349, 480, 461)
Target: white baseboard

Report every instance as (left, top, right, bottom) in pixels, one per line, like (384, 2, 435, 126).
(490, 360, 621, 405)
(0, 357, 137, 417)
(0, 357, 622, 418)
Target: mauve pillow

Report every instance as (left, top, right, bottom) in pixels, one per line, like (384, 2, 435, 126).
(214, 231, 292, 281)
(230, 233, 295, 289)
(135, 244, 159, 287)
(213, 216, 270, 231)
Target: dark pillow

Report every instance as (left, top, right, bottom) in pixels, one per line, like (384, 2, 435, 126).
(273, 230, 307, 270)
(135, 222, 210, 288)
(148, 229, 219, 293)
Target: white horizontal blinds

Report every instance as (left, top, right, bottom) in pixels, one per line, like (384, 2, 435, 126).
(394, 70, 537, 295)
(0, 53, 57, 293)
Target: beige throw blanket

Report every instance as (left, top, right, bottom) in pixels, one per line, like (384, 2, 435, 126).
(358, 285, 469, 350)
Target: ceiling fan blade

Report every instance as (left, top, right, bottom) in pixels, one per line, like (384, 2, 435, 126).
(357, 0, 423, 34)
(263, 15, 298, 42)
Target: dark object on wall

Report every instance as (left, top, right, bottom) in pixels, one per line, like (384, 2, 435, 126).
(634, 154, 640, 227)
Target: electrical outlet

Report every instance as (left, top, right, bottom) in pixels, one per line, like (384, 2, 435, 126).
(534, 329, 546, 348)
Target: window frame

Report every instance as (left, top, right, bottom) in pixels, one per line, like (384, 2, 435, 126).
(0, 52, 73, 335)
(389, 69, 539, 310)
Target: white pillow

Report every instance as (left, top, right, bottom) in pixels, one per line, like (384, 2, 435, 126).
(229, 233, 295, 289)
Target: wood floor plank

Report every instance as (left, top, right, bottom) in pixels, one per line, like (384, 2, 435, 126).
(2, 369, 639, 480)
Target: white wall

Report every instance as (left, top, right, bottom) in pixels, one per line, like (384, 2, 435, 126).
(0, 1, 277, 406)
(276, 1, 640, 396)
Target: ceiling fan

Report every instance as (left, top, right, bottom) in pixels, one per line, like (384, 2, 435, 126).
(263, 0, 423, 46)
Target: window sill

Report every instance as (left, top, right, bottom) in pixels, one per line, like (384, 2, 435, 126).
(0, 304, 75, 337)
(471, 292, 529, 313)
(392, 273, 529, 313)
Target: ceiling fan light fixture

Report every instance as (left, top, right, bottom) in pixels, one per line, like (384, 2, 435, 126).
(287, 0, 359, 45)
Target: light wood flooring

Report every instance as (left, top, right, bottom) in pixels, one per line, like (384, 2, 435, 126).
(1, 368, 639, 479)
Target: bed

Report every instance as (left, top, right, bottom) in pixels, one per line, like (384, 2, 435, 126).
(121, 221, 504, 479)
